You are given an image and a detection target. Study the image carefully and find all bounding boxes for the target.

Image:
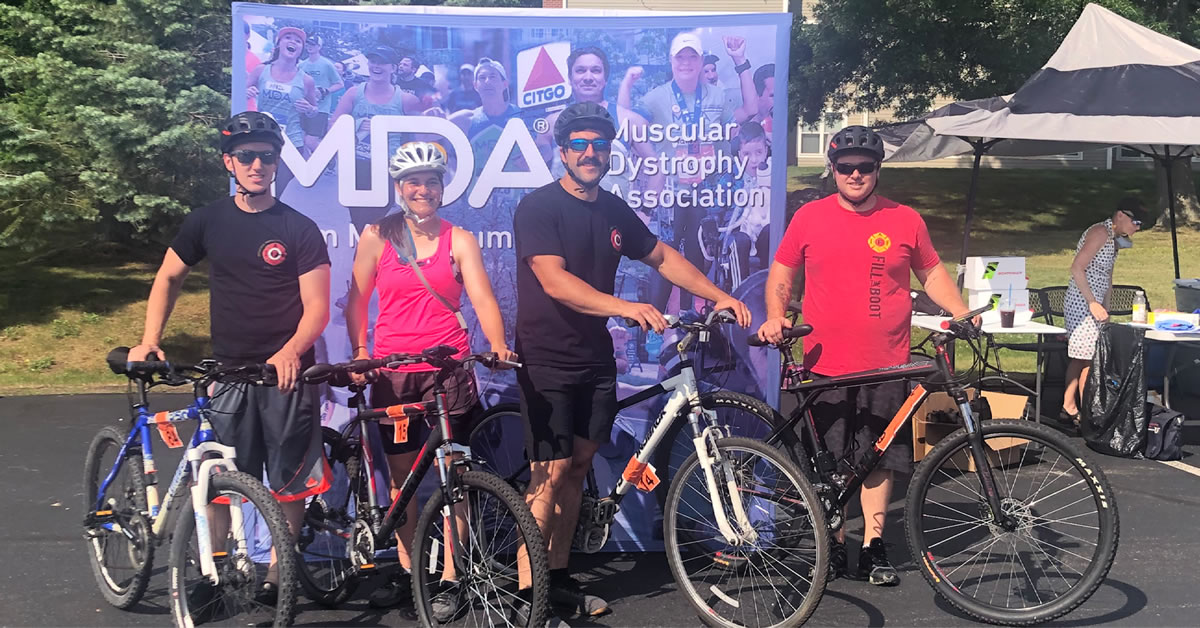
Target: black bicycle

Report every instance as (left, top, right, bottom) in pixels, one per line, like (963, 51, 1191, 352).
(296, 346, 550, 627)
(750, 304, 1119, 625)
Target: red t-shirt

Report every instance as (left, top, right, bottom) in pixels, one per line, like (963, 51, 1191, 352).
(775, 194, 941, 375)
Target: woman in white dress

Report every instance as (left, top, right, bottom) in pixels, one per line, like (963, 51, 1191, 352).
(1061, 197, 1146, 427)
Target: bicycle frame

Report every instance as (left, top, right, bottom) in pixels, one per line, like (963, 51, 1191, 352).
(90, 376, 243, 582)
(768, 333, 1009, 527)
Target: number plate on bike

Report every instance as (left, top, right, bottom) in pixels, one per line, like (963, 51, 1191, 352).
(152, 411, 184, 448)
(622, 457, 660, 492)
(384, 406, 411, 444)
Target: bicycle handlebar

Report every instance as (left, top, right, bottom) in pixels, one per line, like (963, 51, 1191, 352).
(302, 347, 521, 387)
(747, 324, 814, 347)
(106, 347, 276, 387)
(939, 303, 994, 339)
(621, 307, 738, 332)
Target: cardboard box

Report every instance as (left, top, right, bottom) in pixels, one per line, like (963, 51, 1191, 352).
(913, 390, 1030, 471)
(963, 256, 1028, 291)
(968, 289, 1033, 325)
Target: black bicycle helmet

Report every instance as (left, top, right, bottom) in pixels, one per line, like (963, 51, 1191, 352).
(826, 125, 884, 162)
(553, 102, 616, 147)
(219, 111, 285, 154)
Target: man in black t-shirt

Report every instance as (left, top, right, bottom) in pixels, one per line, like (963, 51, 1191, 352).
(513, 102, 751, 618)
(128, 112, 331, 602)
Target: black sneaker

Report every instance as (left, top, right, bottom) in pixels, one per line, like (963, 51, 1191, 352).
(809, 538, 847, 582)
(857, 538, 900, 586)
(509, 590, 571, 627)
(549, 575, 609, 617)
(369, 570, 412, 609)
(431, 580, 466, 623)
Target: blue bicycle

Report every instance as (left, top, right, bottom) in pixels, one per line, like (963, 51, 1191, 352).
(82, 348, 299, 626)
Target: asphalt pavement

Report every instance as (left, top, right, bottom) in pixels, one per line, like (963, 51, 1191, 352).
(1, 392, 1198, 627)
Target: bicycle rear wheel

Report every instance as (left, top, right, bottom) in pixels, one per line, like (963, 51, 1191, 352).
(665, 436, 827, 628)
(82, 425, 152, 609)
(468, 404, 530, 491)
(411, 470, 549, 627)
(906, 419, 1119, 625)
(296, 427, 364, 606)
(169, 470, 299, 627)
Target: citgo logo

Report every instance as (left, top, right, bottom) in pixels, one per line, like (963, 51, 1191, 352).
(516, 42, 572, 109)
(867, 232, 892, 253)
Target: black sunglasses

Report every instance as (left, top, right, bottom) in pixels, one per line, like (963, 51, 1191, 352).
(834, 161, 879, 175)
(231, 149, 278, 166)
(565, 138, 612, 153)
(1120, 210, 1143, 226)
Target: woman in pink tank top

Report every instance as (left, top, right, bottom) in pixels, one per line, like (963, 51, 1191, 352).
(344, 141, 514, 608)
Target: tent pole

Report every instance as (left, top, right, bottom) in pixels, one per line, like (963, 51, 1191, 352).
(1163, 146, 1181, 280)
(957, 143, 986, 290)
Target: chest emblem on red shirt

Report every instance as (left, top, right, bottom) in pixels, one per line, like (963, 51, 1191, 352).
(610, 227, 623, 252)
(259, 240, 287, 266)
(867, 232, 891, 253)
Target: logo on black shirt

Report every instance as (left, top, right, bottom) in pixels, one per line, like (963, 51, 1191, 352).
(610, 227, 622, 252)
(259, 240, 287, 266)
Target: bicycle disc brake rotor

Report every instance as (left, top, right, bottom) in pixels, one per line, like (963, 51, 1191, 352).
(351, 519, 376, 567)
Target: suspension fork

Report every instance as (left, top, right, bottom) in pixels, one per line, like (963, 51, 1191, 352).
(952, 387, 1009, 525)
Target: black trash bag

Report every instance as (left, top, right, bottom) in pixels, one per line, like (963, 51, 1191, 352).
(1081, 323, 1147, 457)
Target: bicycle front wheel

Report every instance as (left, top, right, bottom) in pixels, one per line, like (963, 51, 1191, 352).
(82, 425, 153, 609)
(411, 470, 549, 627)
(906, 419, 1119, 625)
(169, 470, 299, 627)
(296, 427, 363, 606)
(665, 436, 827, 628)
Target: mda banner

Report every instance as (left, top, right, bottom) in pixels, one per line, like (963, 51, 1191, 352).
(232, 3, 791, 550)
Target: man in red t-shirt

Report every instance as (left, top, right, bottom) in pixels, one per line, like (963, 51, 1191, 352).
(757, 125, 968, 586)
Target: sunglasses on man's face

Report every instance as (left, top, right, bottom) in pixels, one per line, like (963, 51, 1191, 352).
(1120, 210, 1143, 227)
(566, 138, 612, 153)
(834, 161, 879, 175)
(231, 149, 278, 166)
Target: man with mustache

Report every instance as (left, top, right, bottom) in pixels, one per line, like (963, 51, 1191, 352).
(513, 102, 751, 621)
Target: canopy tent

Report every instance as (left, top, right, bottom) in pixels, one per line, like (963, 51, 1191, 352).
(878, 97, 1103, 279)
(930, 3, 1200, 278)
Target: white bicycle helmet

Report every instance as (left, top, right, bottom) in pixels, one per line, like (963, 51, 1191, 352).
(388, 141, 448, 181)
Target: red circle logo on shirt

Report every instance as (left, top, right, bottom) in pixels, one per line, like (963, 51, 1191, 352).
(259, 240, 287, 266)
(610, 228, 623, 252)
(867, 232, 891, 253)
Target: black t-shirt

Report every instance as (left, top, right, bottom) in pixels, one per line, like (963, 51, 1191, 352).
(170, 197, 330, 364)
(513, 182, 657, 367)
(396, 76, 429, 97)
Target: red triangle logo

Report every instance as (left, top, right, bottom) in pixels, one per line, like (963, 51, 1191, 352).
(524, 47, 564, 91)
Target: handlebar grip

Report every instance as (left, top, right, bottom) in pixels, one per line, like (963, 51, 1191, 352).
(302, 363, 334, 384)
(747, 324, 813, 347)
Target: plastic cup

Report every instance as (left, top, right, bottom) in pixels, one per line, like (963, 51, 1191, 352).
(999, 308, 1016, 328)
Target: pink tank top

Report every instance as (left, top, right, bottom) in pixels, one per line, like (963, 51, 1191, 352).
(374, 220, 469, 372)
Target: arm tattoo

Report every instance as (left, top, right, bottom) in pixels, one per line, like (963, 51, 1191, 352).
(773, 281, 790, 305)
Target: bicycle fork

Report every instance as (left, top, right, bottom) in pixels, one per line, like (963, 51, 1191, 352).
(954, 390, 1012, 529)
(187, 432, 241, 585)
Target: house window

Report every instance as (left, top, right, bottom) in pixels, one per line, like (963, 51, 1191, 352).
(1116, 146, 1151, 161)
(798, 111, 867, 154)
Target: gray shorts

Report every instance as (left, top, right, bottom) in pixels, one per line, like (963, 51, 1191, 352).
(809, 377, 913, 474)
(208, 382, 328, 501)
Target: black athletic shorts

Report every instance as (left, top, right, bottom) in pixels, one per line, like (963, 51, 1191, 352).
(208, 381, 329, 501)
(517, 364, 618, 462)
(809, 377, 913, 474)
(371, 368, 481, 455)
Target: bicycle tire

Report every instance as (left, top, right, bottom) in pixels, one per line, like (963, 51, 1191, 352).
(296, 428, 362, 606)
(468, 404, 530, 489)
(411, 470, 550, 627)
(82, 425, 153, 609)
(905, 419, 1119, 625)
(665, 436, 828, 628)
(654, 391, 798, 510)
(169, 470, 299, 627)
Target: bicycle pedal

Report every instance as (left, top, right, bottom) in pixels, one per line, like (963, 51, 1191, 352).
(358, 563, 375, 571)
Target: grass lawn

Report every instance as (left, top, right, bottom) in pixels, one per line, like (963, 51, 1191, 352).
(2, 166, 1197, 395)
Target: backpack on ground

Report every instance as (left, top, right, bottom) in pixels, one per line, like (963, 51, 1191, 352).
(1144, 404, 1184, 461)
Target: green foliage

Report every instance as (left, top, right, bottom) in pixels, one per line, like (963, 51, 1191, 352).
(27, 356, 55, 372)
(50, 317, 81, 338)
(792, 0, 1200, 124)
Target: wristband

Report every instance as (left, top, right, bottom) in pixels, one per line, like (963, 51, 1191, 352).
(734, 60, 751, 74)
(352, 345, 367, 353)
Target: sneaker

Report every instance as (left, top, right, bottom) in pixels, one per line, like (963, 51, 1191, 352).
(369, 570, 412, 609)
(549, 575, 608, 617)
(809, 537, 847, 582)
(431, 580, 466, 623)
(857, 538, 900, 586)
(509, 591, 571, 627)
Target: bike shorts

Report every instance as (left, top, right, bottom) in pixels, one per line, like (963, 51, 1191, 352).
(208, 381, 329, 501)
(809, 377, 913, 474)
(371, 368, 480, 455)
(517, 364, 618, 462)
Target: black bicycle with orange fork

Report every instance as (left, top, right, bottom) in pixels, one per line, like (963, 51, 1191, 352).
(749, 304, 1118, 626)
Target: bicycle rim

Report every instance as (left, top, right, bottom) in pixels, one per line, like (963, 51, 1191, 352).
(907, 420, 1119, 625)
(666, 436, 827, 628)
(169, 472, 298, 627)
(412, 471, 549, 627)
